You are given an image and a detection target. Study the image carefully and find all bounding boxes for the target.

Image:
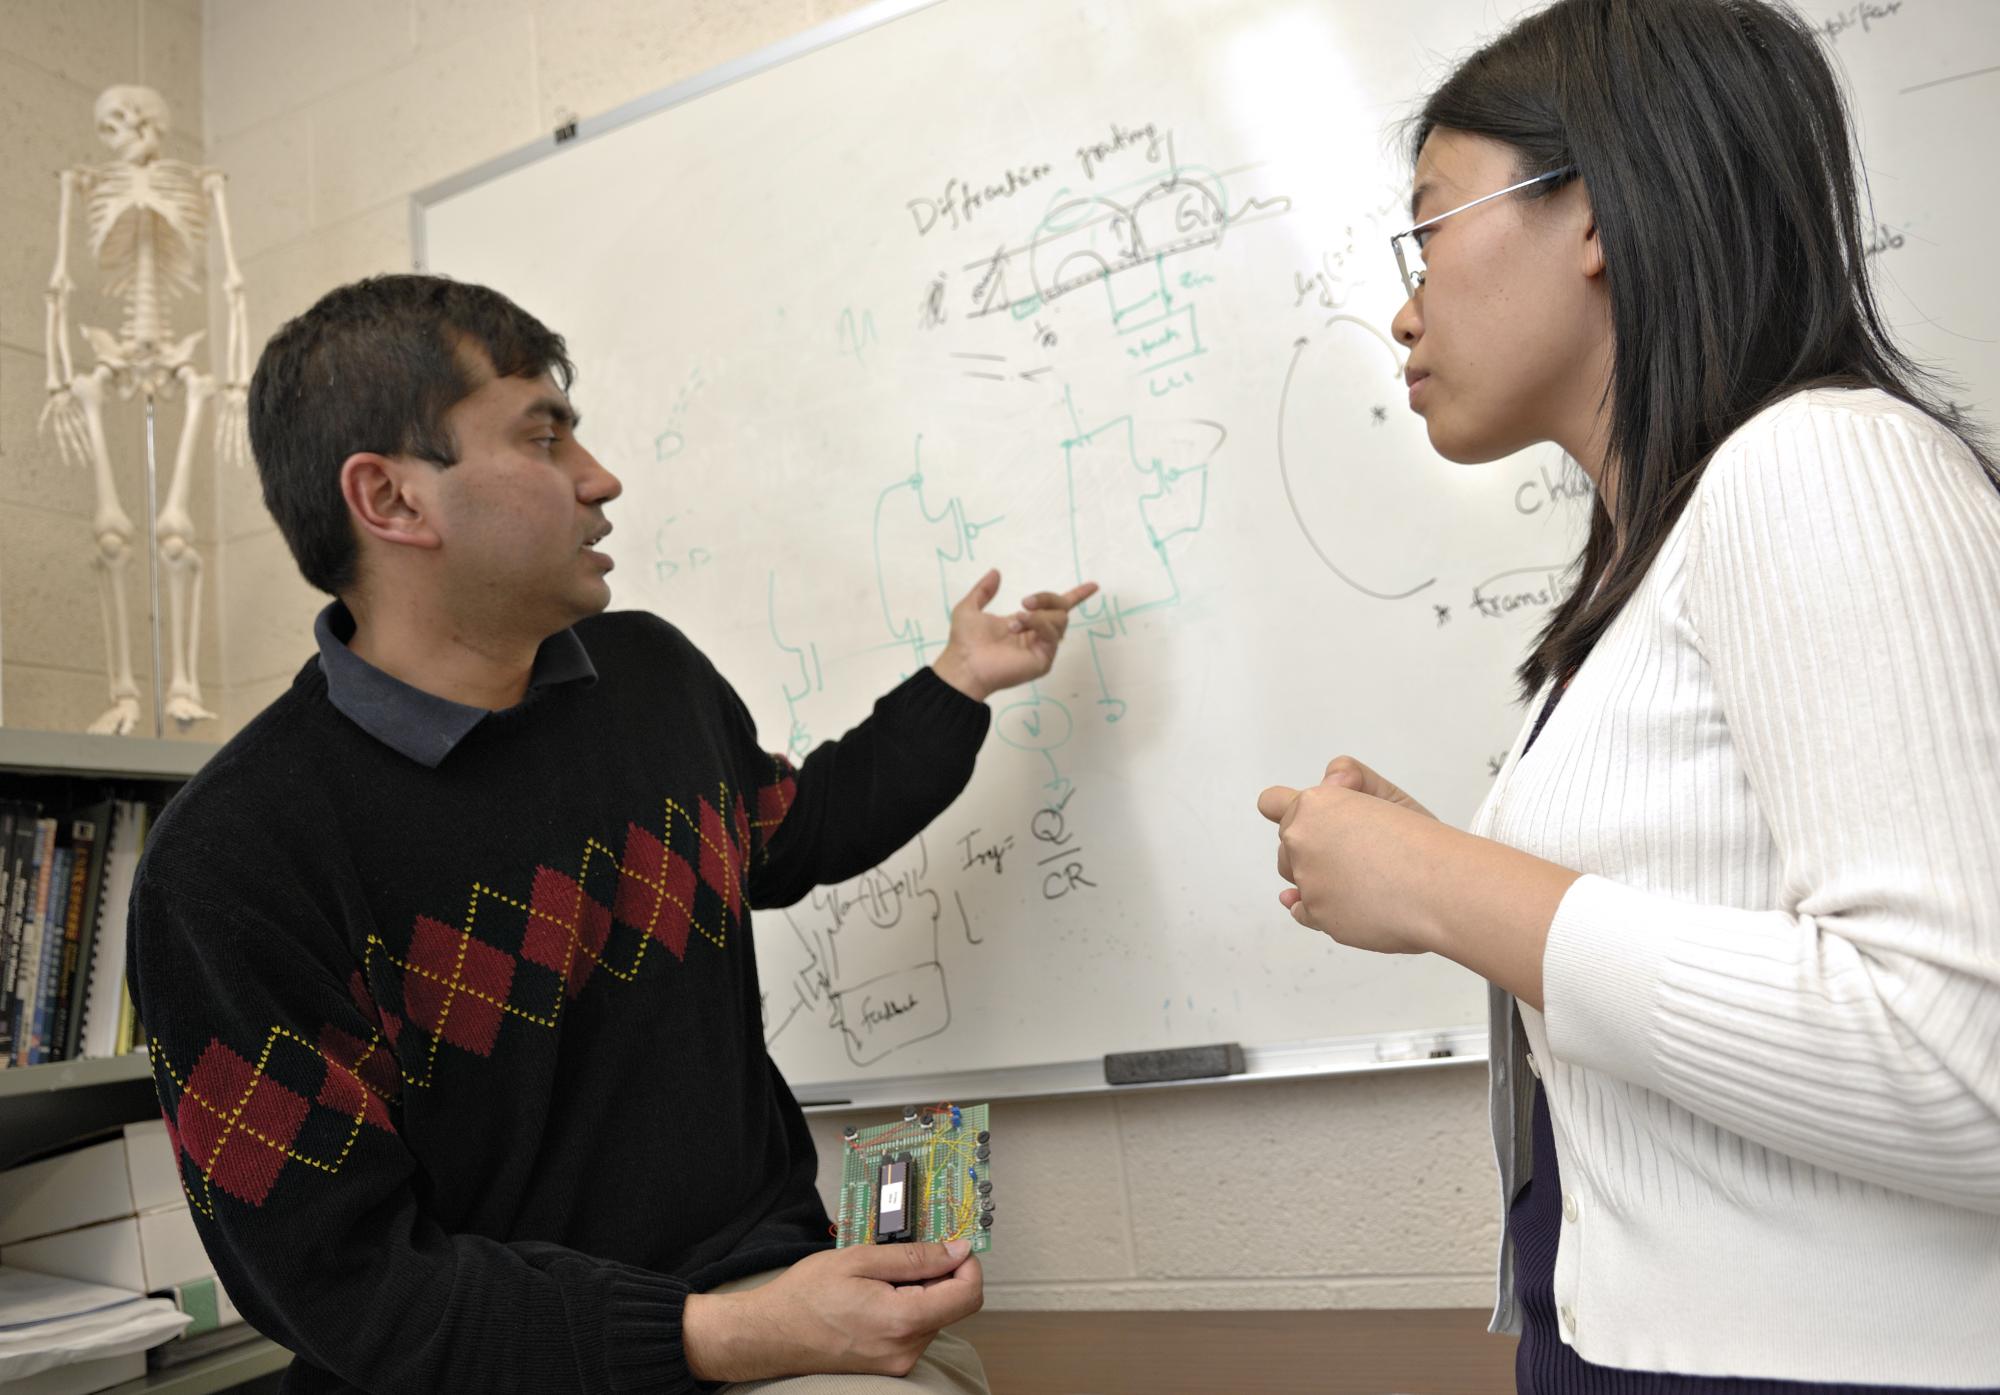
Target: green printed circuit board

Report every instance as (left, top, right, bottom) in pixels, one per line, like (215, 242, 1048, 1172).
(834, 1103, 993, 1254)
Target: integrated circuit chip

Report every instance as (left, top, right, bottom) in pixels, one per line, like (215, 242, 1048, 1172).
(874, 1153, 917, 1242)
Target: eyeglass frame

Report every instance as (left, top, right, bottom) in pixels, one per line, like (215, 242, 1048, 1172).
(1389, 166, 1577, 300)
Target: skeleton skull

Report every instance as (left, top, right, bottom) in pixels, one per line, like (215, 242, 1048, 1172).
(93, 85, 168, 164)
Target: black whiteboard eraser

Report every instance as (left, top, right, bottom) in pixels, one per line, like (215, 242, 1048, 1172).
(1103, 1043, 1246, 1085)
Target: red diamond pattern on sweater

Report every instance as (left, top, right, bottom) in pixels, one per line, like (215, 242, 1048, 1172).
(756, 765, 796, 834)
(316, 1024, 397, 1133)
(177, 1040, 311, 1207)
(402, 915, 515, 1056)
(652, 844, 698, 960)
(612, 822, 690, 960)
(316, 1057, 394, 1134)
(521, 867, 612, 998)
(616, 821, 664, 910)
(732, 800, 752, 883)
(318, 1023, 399, 1100)
(151, 771, 807, 1217)
(698, 796, 742, 921)
(154, 1022, 404, 1217)
(519, 867, 576, 976)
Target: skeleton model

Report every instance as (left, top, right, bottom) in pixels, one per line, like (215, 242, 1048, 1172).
(39, 85, 251, 735)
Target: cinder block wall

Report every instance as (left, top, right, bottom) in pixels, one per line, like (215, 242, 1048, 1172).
(805, 1069, 1498, 1310)
(186, 0, 1500, 1315)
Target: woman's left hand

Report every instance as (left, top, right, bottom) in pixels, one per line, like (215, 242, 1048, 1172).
(1258, 767, 1581, 1009)
(1256, 778, 1453, 956)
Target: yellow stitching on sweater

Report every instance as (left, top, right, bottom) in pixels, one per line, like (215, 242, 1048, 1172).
(151, 1025, 393, 1219)
(150, 778, 784, 1211)
(749, 757, 796, 834)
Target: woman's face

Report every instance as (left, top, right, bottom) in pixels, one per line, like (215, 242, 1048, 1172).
(1390, 130, 1611, 471)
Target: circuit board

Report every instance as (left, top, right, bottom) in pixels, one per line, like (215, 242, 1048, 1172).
(834, 1103, 993, 1254)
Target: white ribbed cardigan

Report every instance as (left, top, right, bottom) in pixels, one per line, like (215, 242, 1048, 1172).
(1472, 389, 2000, 1385)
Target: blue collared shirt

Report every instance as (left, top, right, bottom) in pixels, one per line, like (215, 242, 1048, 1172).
(313, 601, 597, 768)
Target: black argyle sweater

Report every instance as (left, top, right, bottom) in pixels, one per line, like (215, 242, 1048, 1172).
(128, 612, 990, 1394)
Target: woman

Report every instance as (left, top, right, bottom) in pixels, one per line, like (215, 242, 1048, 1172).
(1257, 0, 2000, 1388)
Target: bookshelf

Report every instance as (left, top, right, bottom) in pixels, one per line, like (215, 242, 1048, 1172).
(0, 729, 217, 1168)
(0, 730, 221, 783)
(0, 1049, 152, 1098)
(0, 729, 291, 1390)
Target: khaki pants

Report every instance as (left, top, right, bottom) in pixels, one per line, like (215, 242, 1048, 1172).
(706, 1268, 991, 1395)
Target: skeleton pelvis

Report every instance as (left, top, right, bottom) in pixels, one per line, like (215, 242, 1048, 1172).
(80, 323, 204, 397)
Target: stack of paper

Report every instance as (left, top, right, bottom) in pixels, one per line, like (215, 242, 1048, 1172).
(0, 1265, 189, 1393)
(0, 1123, 250, 1358)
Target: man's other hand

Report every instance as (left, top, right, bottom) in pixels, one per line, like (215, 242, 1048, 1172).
(683, 1238, 984, 1382)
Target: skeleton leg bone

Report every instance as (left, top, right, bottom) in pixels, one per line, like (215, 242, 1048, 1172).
(72, 367, 143, 737)
(159, 367, 216, 727)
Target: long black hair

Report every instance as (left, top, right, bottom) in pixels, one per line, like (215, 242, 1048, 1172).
(1410, 0, 1994, 699)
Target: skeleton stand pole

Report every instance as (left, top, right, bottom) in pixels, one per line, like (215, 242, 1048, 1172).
(143, 393, 165, 737)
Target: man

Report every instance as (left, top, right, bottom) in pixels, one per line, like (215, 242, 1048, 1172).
(129, 275, 1096, 1394)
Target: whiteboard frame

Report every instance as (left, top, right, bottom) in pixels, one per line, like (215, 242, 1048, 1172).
(411, 0, 949, 270)
(791, 1026, 1486, 1111)
(409, 0, 1491, 1106)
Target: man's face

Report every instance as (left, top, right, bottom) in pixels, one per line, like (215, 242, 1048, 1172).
(423, 361, 622, 640)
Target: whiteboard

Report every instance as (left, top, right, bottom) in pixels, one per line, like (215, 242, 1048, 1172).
(415, 0, 1996, 1099)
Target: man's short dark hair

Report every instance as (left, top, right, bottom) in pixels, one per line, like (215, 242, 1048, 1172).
(248, 274, 576, 595)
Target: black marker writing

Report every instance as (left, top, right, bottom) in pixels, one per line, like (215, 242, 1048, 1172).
(909, 164, 1055, 237)
(958, 829, 1015, 876)
(1076, 121, 1162, 180)
(1819, 0, 1902, 43)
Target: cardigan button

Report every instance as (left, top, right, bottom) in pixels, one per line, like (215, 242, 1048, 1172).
(1560, 1304, 1578, 1336)
(1525, 1051, 1541, 1079)
(1562, 1192, 1579, 1224)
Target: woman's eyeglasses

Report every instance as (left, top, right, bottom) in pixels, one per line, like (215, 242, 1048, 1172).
(1389, 167, 1577, 299)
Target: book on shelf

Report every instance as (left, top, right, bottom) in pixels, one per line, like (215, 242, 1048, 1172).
(115, 982, 138, 1059)
(8, 813, 43, 1065)
(0, 801, 35, 1063)
(28, 827, 65, 1063)
(1, 799, 152, 1069)
(46, 834, 85, 1064)
(80, 802, 146, 1063)
(5, 808, 40, 1061)
(52, 800, 113, 1063)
